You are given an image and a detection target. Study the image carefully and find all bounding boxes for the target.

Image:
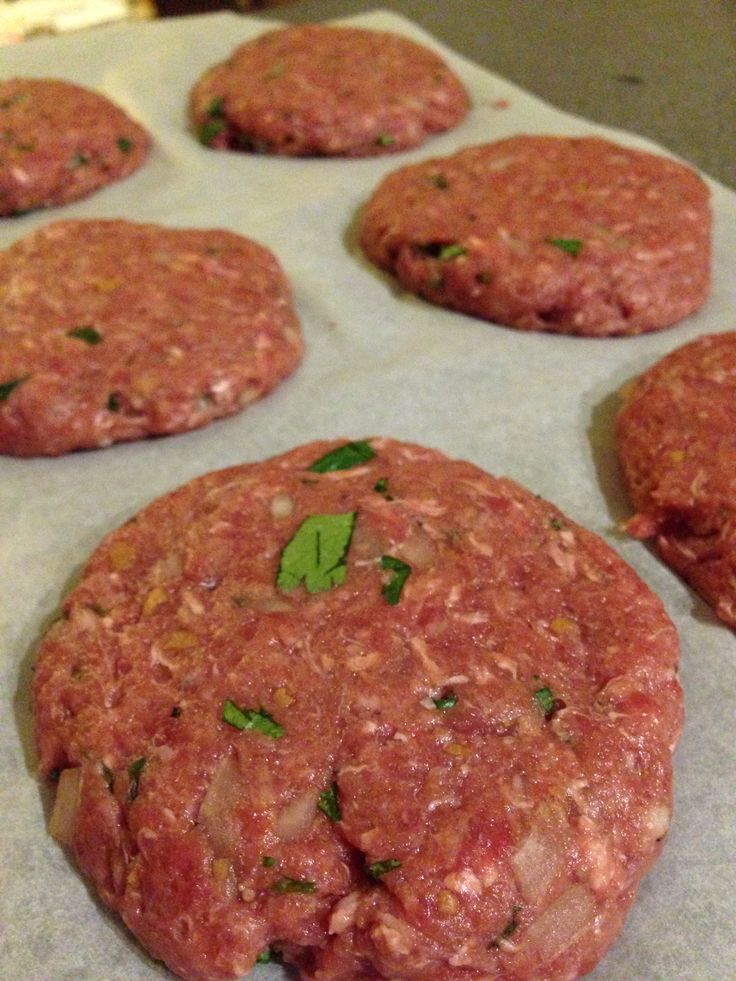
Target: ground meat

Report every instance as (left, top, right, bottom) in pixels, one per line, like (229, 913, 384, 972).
(359, 135, 711, 336)
(616, 331, 736, 627)
(33, 438, 682, 981)
(0, 77, 149, 215)
(189, 24, 470, 157)
(0, 219, 303, 456)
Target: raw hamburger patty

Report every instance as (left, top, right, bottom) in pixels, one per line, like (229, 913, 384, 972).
(0, 77, 149, 216)
(189, 24, 470, 157)
(617, 331, 736, 627)
(0, 219, 302, 456)
(359, 135, 711, 336)
(33, 437, 682, 981)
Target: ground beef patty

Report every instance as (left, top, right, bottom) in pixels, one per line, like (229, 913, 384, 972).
(617, 332, 736, 627)
(359, 135, 711, 336)
(0, 219, 302, 456)
(189, 25, 470, 157)
(33, 437, 682, 981)
(0, 78, 149, 216)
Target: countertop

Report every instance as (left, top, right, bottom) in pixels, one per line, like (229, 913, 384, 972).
(157, 0, 736, 190)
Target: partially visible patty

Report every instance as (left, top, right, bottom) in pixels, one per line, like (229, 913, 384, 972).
(0, 77, 149, 215)
(359, 135, 711, 336)
(0, 220, 303, 456)
(616, 332, 736, 627)
(33, 437, 682, 981)
(189, 24, 470, 157)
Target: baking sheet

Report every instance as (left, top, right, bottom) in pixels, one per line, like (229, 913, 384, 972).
(1, 9, 735, 980)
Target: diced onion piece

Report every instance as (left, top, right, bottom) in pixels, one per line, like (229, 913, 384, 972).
(49, 767, 81, 846)
(512, 827, 566, 904)
(519, 885, 596, 961)
(274, 790, 318, 842)
(198, 754, 243, 858)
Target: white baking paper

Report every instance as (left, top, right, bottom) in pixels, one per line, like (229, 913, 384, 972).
(1, 10, 734, 981)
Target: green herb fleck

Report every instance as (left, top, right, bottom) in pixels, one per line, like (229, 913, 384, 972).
(380, 555, 411, 605)
(68, 326, 102, 345)
(375, 133, 395, 147)
(549, 517, 564, 531)
(171, 706, 182, 718)
(128, 757, 146, 801)
(262, 855, 277, 868)
(117, 136, 133, 153)
(488, 905, 522, 948)
(107, 392, 121, 412)
(318, 782, 341, 822)
(417, 241, 467, 261)
(264, 63, 286, 80)
(545, 237, 583, 257)
(368, 858, 402, 879)
(433, 691, 458, 711)
(271, 876, 316, 894)
(222, 699, 285, 739)
(373, 477, 390, 496)
(206, 97, 225, 117)
(308, 440, 375, 473)
(430, 173, 449, 189)
(533, 685, 566, 721)
(69, 150, 90, 169)
(0, 375, 29, 401)
(256, 949, 272, 964)
(276, 512, 356, 594)
(197, 118, 226, 146)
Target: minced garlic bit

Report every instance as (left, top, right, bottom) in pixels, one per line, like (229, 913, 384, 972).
(142, 586, 167, 615)
(272, 686, 295, 709)
(436, 889, 460, 917)
(164, 630, 198, 650)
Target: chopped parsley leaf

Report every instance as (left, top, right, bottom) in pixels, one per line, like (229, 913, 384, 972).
(107, 392, 121, 412)
(262, 855, 277, 868)
(68, 326, 102, 345)
(68, 150, 90, 169)
(417, 241, 467, 261)
(255, 949, 273, 964)
(128, 757, 146, 801)
(488, 905, 522, 948)
(533, 686, 565, 719)
(206, 97, 225, 117)
(318, 782, 341, 822)
(263, 63, 286, 80)
(373, 477, 389, 494)
(545, 237, 583, 257)
(549, 517, 564, 531)
(368, 859, 402, 879)
(430, 173, 449, 189)
(277, 512, 356, 594)
(117, 137, 133, 153)
(222, 699, 284, 739)
(171, 706, 182, 718)
(433, 691, 458, 711)
(375, 132, 395, 146)
(0, 375, 29, 401)
(308, 440, 375, 473)
(270, 876, 316, 894)
(197, 118, 226, 146)
(380, 555, 411, 605)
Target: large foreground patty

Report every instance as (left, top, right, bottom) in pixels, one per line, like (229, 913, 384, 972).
(33, 438, 682, 981)
(0, 78, 149, 215)
(189, 25, 470, 157)
(359, 135, 711, 336)
(0, 219, 302, 456)
(617, 331, 736, 627)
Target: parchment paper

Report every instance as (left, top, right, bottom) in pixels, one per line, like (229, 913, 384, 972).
(1, 10, 734, 980)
